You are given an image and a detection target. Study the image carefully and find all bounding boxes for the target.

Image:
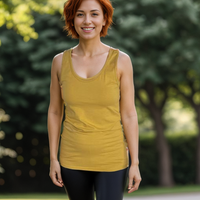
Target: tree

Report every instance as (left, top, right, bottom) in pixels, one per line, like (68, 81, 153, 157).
(0, 0, 63, 42)
(157, 0, 200, 183)
(0, 0, 65, 174)
(102, 0, 200, 186)
(0, 11, 75, 135)
(1, 0, 200, 187)
(172, 72, 200, 184)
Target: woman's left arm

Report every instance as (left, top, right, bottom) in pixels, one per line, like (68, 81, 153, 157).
(118, 51, 142, 193)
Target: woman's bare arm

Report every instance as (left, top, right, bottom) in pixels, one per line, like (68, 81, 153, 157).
(118, 51, 141, 193)
(47, 53, 64, 187)
(47, 53, 64, 161)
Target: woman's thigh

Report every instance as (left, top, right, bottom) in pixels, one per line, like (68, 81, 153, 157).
(60, 166, 95, 200)
(94, 167, 129, 200)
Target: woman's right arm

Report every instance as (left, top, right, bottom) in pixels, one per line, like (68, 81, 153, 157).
(47, 53, 64, 187)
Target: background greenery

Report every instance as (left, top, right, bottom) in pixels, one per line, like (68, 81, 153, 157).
(0, 0, 200, 193)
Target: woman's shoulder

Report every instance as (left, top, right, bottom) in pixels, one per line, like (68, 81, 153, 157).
(52, 48, 72, 66)
(110, 47, 131, 61)
(114, 48, 132, 72)
(51, 53, 63, 75)
(53, 48, 71, 61)
(51, 48, 72, 80)
(118, 49, 131, 61)
(53, 52, 63, 62)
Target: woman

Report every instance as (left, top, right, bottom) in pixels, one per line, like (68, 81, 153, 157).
(47, 0, 141, 199)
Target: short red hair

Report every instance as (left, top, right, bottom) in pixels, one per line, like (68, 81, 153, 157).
(63, 0, 114, 39)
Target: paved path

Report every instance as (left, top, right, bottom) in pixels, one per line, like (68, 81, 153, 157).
(124, 192, 200, 200)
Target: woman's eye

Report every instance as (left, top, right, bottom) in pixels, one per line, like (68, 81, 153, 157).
(77, 13, 83, 17)
(76, 13, 98, 17)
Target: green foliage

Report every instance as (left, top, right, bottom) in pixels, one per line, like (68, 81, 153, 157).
(0, 0, 64, 42)
(139, 132, 197, 186)
(0, 0, 200, 189)
(0, 12, 77, 134)
(1, 0, 199, 135)
(139, 134, 159, 185)
(103, 0, 200, 99)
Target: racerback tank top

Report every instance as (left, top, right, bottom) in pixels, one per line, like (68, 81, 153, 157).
(59, 47, 129, 172)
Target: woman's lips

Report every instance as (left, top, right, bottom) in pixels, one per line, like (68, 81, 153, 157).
(81, 27, 95, 33)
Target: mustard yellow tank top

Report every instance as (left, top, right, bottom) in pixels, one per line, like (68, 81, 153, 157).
(59, 47, 129, 172)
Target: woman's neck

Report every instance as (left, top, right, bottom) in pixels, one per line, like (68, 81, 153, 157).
(74, 38, 108, 57)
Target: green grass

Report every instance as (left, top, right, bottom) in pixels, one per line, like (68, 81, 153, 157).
(0, 193, 68, 200)
(124, 184, 200, 197)
(1, 185, 200, 199)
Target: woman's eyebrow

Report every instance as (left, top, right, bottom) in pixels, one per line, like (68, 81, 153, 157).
(77, 9, 100, 12)
(91, 9, 100, 12)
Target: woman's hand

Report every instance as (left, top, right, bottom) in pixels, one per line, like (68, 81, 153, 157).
(49, 160, 64, 187)
(127, 164, 142, 193)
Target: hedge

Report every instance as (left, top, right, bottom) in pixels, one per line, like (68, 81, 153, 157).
(137, 131, 197, 186)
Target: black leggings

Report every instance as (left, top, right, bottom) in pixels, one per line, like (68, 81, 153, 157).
(60, 165, 129, 200)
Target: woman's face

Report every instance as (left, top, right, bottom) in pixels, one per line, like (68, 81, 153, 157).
(74, 0, 106, 40)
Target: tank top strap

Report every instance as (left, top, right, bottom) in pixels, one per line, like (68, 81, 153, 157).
(60, 49, 71, 86)
(103, 47, 120, 87)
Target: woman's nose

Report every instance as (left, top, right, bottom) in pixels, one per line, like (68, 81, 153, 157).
(84, 14, 91, 24)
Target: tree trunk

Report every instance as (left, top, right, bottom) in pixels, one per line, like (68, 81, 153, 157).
(138, 81, 174, 186)
(151, 108, 175, 186)
(173, 85, 200, 184)
(196, 105, 200, 184)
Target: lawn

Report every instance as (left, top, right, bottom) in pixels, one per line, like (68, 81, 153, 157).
(1, 185, 200, 199)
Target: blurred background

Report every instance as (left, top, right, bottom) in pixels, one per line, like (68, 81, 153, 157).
(0, 0, 200, 198)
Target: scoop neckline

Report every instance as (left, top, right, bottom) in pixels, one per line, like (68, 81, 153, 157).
(69, 47, 112, 81)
